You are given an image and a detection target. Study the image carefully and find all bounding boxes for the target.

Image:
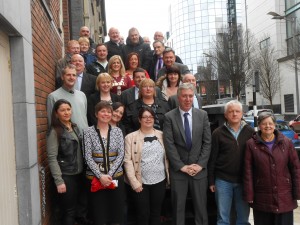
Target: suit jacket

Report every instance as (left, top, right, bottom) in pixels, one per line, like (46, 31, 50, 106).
(149, 54, 184, 81)
(168, 94, 202, 110)
(163, 107, 211, 180)
(80, 72, 97, 98)
(120, 86, 163, 107)
(157, 62, 190, 79)
(87, 92, 120, 126)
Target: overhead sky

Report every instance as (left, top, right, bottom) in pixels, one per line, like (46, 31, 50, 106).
(104, 0, 171, 43)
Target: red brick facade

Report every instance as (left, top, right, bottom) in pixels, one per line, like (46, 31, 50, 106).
(31, 0, 69, 224)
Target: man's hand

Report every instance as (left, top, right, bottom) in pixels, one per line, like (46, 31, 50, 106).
(209, 185, 216, 192)
(181, 164, 202, 176)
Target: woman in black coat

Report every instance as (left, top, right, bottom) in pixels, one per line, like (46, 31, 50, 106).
(87, 72, 120, 126)
(123, 78, 169, 135)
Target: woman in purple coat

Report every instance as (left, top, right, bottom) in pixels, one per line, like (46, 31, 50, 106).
(244, 112, 300, 225)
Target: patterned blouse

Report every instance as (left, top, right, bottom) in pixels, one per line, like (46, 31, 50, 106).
(83, 125, 124, 179)
(141, 135, 166, 185)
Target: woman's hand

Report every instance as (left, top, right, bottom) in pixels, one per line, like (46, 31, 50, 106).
(100, 175, 112, 187)
(57, 183, 66, 193)
(134, 186, 143, 193)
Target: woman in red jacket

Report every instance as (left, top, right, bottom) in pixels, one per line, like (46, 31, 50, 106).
(244, 112, 300, 225)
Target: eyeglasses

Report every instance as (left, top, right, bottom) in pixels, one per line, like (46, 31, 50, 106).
(141, 116, 154, 120)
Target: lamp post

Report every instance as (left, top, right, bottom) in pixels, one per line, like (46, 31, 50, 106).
(203, 53, 221, 99)
(267, 11, 299, 114)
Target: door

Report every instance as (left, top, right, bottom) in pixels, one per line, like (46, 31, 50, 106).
(0, 30, 19, 225)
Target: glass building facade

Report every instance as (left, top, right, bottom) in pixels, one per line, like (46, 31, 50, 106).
(167, 0, 243, 73)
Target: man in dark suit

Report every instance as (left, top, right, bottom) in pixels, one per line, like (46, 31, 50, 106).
(168, 73, 202, 110)
(121, 68, 163, 107)
(120, 67, 146, 107)
(71, 54, 96, 98)
(163, 83, 211, 225)
(149, 40, 184, 81)
(157, 48, 190, 79)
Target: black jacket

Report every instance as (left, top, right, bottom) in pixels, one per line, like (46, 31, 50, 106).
(105, 40, 124, 60)
(80, 72, 97, 98)
(149, 53, 184, 81)
(208, 123, 254, 185)
(87, 92, 120, 126)
(86, 61, 108, 76)
(57, 125, 82, 174)
(123, 97, 169, 135)
(122, 36, 152, 72)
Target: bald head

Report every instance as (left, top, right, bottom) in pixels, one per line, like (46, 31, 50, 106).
(183, 73, 197, 87)
(71, 54, 85, 74)
(80, 26, 90, 38)
(108, 27, 120, 43)
(154, 31, 164, 41)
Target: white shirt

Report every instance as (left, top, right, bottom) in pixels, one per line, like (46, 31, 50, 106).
(134, 87, 139, 100)
(193, 95, 199, 109)
(179, 107, 193, 138)
(98, 60, 108, 69)
(75, 72, 83, 91)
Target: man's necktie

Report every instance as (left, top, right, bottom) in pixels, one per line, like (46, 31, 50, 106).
(184, 112, 192, 151)
(156, 57, 163, 80)
(158, 57, 163, 70)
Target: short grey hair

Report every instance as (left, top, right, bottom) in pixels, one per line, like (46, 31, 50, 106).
(177, 83, 195, 96)
(153, 40, 164, 47)
(258, 112, 276, 125)
(224, 100, 242, 114)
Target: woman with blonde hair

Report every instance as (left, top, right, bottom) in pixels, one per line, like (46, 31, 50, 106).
(108, 55, 132, 95)
(123, 78, 169, 134)
(87, 73, 120, 126)
(78, 37, 96, 65)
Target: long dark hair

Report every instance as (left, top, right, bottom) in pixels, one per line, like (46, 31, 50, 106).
(166, 65, 181, 87)
(50, 99, 74, 140)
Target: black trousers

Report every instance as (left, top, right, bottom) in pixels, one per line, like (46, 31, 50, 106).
(59, 173, 86, 225)
(132, 179, 166, 225)
(253, 209, 293, 225)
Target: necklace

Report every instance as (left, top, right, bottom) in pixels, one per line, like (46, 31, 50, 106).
(261, 133, 274, 142)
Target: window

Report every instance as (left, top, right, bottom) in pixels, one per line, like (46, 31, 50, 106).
(284, 94, 294, 112)
(259, 38, 270, 49)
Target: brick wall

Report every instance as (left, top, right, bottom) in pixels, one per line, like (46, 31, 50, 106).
(31, 0, 68, 224)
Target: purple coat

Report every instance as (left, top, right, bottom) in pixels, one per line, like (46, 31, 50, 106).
(244, 130, 300, 213)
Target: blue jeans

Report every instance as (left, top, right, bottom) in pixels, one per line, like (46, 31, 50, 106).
(215, 178, 250, 225)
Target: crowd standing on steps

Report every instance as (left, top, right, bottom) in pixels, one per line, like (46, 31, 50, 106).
(46, 25, 300, 225)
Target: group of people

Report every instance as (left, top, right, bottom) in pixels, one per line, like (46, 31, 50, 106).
(46, 25, 300, 225)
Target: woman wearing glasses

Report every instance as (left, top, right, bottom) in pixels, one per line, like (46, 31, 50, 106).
(124, 107, 169, 225)
(244, 112, 300, 225)
(123, 78, 169, 135)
